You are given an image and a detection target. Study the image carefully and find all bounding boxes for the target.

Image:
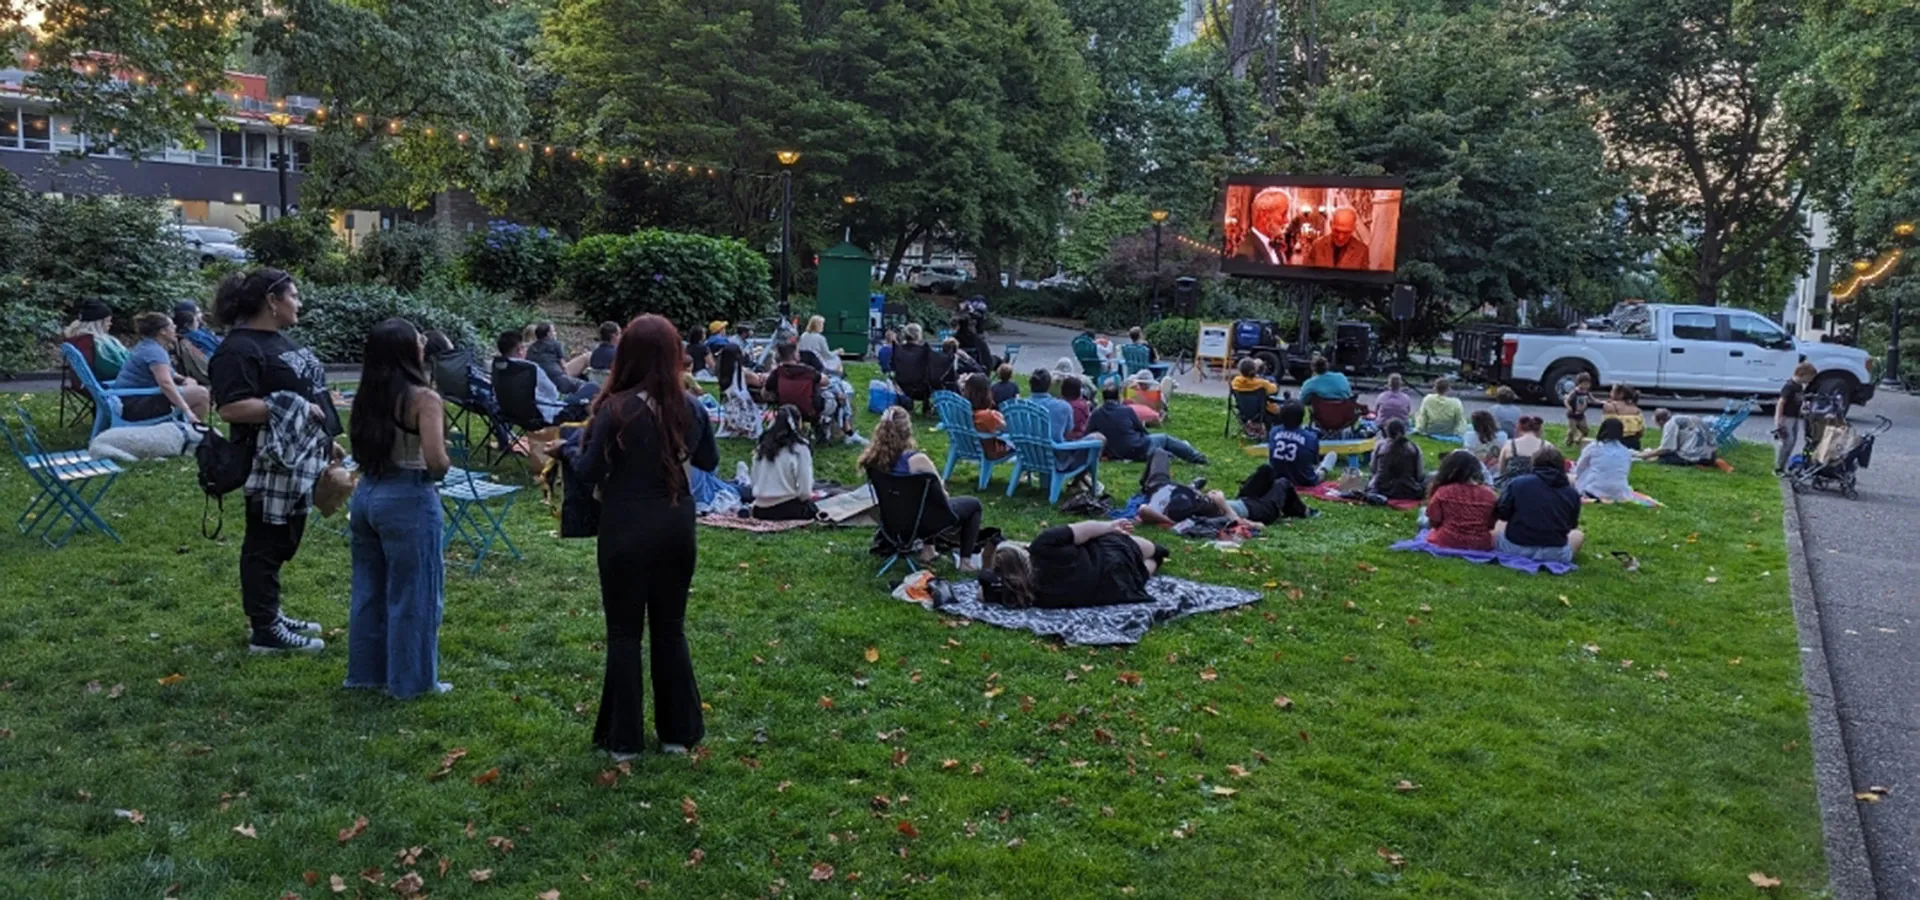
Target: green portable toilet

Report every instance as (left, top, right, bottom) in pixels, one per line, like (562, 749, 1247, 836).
(816, 241, 874, 357)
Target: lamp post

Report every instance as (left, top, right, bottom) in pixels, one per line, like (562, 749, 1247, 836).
(1150, 209, 1169, 322)
(1888, 222, 1915, 386)
(842, 193, 857, 243)
(775, 150, 801, 319)
(266, 112, 292, 218)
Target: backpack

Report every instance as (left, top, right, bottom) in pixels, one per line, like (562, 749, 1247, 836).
(195, 424, 252, 539)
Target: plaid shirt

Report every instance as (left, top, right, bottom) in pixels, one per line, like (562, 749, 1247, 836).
(245, 390, 332, 524)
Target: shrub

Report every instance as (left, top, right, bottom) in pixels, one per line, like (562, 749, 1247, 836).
(290, 283, 522, 364)
(562, 229, 773, 333)
(18, 193, 197, 321)
(357, 222, 453, 292)
(462, 220, 567, 305)
(237, 214, 338, 273)
(1142, 317, 1200, 359)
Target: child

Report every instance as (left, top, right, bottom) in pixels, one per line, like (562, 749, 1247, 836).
(1230, 357, 1282, 417)
(1602, 384, 1645, 450)
(1773, 362, 1816, 475)
(1564, 373, 1594, 445)
(1467, 409, 1506, 473)
(877, 328, 898, 375)
(1488, 386, 1522, 440)
(991, 363, 1020, 407)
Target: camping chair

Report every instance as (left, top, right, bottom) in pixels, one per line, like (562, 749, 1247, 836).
(1226, 388, 1276, 441)
(1120, 342, 1170, 382)
(58, 342, 182, 440)
(58, 334, 98, 429)
(1308, 397, 1364, 437)
(1072, 334, 1118, 388)
(431, 347, 479, 439)
(4, 406, 123, 547)
(1002, 344, 1022, 365)
(931, 390, 1014, 490)
(1000, 399, 1102, 504)
(1707, 396, 1757, 449)
(868, 469, 960, 577)
(440, 428, 523, 572)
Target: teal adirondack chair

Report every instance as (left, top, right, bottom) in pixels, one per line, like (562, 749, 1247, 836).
(930, 390, 1014, 490)
(1120, 342, 1170, 381)
(1000, 399, 1102, 504)
(1073, 334, 1119, 389)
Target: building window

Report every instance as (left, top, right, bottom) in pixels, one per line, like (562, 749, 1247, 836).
(293, 139, 311, 172)
(194, 128, 219, 165)
(22, 111, 50, 151)
(244, 131, 269, 168)
(0, 106, 18, 150)
(219, 129, 244, 166)
(51, 115, 81, 152)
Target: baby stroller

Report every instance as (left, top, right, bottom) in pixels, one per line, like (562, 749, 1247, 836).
(1787, 397, 1888, 500)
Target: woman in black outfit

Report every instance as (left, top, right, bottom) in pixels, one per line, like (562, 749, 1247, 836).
(573, 314, 718, 762)
(981, 519, 1168, 608)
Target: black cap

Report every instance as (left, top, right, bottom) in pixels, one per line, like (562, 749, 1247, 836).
(172, 300, 200, 317)
(77, 300, 112, 322)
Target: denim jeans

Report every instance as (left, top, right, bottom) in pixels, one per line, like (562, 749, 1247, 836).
(1145, 432, 1205, 463)
(346, 471, 445, 698)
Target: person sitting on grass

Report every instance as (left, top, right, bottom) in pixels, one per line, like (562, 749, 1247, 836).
(1229, 356, 1283, 418)
(980, 519, 1169, 609)
(1572, 418, 1637, 502)
(1603, 384, 1646, 450)
(1089, 383, 1209, 465)
(1467, 410, 1505, 470)
(1488, 385, 1523, 439)
(749, 405, 818, 521)
(859, 407, 986, 571)
(1422, 449, 1497, 551)
(1368, 417, 1426, 502)
(1061, 376, 1094, 439)
(964, 373, 1010, 459)
(589, 321, 621, 371)
(1495, 416, 1554, 484)
(112, 311, 212, 424)
(991, 363, 1020, 406)
(1268, 400, 1338, 488)
(1414, 376, 1468, 438)
(1494, 444, 1584, 564)
(1640, 408, 1716, 466)
(1372, 373, 1415, 426)
(1298, 356, 1353, 404)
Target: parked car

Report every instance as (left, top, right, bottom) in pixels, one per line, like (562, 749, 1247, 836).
(1038, 273, 1084, 290)
(1454, 303, 1875, 406)
(909, 265, 968, 293)
(172, 225, 250, 265)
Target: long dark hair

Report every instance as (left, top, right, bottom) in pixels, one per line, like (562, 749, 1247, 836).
(1381, 416, 1412, 453)
(594, 314, 692, 501)
(757, 404, 808, 462)
(212, 267, 293, 327)
(350, 318, 431, 478)
(1470, 409, 1499, 443)
(1427, 449, 1484, 501)
(1596, 418, 1625, 444)
(963, 372, 994, 411)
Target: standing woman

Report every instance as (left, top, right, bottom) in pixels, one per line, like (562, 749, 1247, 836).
(345, 319, 452, 698)
(208, 268, 342, 654)
(575, 315, 719, 761)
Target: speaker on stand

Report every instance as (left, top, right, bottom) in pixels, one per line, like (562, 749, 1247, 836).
(1391, 284, 1417, 363)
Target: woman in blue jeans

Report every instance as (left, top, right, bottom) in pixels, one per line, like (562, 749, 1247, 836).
(346, 318, 452, 698)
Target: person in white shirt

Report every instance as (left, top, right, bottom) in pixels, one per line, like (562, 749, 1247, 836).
(1641, 408, 1716, 465)
(797, 315, 843, 374)
(749, 405, 817, 521)
(1573, 418, 1637, 501)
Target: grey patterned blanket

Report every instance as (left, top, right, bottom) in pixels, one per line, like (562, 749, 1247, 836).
(927, 576, 1261, 646)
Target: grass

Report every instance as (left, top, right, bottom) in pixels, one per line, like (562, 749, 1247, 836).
(0, 370, 1825, 898)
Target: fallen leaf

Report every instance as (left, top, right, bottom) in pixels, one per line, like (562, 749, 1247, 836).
(864, 646, 879, 663)
(390, 872, 425, 897)
(338, 815, 369, 843)
(471, 767, 500, 786)
(983, 685, 1004, 698)
(810, 862, 835, 881)
(158, 673, 186, 687)
(682, 796, 699, 824)
(941, 759, 959, 770)
(464, 820, 476, 838)
(1355, 562, 1377, 573)
(1226, 764, 1250, 778)
(304, 871, 319, 887)
(1728, 657, 1742, 666)
(596, 770, 620, 788)
(1116, 672, 1143, 687)
(1199, 668, 1218, 682)
(437, 858, 450, 879)
(395, 846, 424, 867)
(892, 748, 910, 768)
(818, 695, 835, 709)
(232, 823, 257, 839)
(1094, 728, 1115, 744)
(1705, 576, 1719, 584)
(431, 747, 468, 778)
(538, 890, 561, 900)
(85, 680, 102, 694)
(1273, 695, 1293, 710)
(1655, 669, 1670, 680)
(1377, 846, 1407, 868)
(330, 874, 347, 893)
(106, 682, 126, 699)
(897, 820, 920, 839)
(360, 867, 384, 886)
(1394, 780, 1419, 793)
(1005, 838, 1026, 849)
(468, 869, 492, 884)
(114, 808, 145, 825)
(486, 835, 515, 853)
(1748, 872, 1781, 889)
(1209, 786, 1237, 797)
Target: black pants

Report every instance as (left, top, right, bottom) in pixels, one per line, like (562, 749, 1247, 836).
(241, 496, 309, 631)
(945, 496, 984, 556)
(594, 515, 703, 754)
(1235, 464, 1309, 523)
(751, 497, 817, 521)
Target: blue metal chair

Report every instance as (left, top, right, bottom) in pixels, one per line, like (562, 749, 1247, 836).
(439, 428, 522, 572)
(4, 406, 124, 547)
(1001, 343, 1022, 365)
(1707, 396, 1756, 449)
(1119, 342, 1170, 381)
(58, 342, 181, 440)
(1000, 399, 1102, 504)
(930, 390, 1014, 490)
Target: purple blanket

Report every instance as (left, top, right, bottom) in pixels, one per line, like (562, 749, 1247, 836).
(1389, 529, 1578, 575)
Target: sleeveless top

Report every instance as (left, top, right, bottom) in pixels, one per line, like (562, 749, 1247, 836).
(390, 400, 427, 471)
(891, 451, 914, 476)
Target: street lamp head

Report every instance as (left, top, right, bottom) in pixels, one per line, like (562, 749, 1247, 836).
(1853, 259, 1872, 273)
(266, 112, 291, 129)
(775, 150, 801, 166)
(1150, 209, 1170, 223)
(1896, 222, 1916, 238)
(842, 194, 858, 206)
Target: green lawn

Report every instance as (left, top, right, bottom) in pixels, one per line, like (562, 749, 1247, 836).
(0, 373, 1824, 898)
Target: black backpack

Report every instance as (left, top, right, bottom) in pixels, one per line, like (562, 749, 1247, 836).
(194, 424, 252, 539)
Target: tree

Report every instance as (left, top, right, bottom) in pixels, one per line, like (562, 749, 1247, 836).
(252, 0, 530, 211)
(1566, 0, 1832, 306)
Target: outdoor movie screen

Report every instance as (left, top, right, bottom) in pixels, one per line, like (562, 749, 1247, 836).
(1219, 175, 1405, 284)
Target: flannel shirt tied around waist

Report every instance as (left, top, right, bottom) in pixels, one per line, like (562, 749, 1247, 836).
(245, 390, 332, 524)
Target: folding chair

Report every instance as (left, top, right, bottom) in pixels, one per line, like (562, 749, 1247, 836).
(59, 342, 183, 439)
(1707, 396, 1756, 449)
(931, 390, 1014, 489)
(1073, 334, 1120, 389)
(1001, 344, 1022, 365)
(439, 429, 523, 572)
(867, 469, 960, 577)
(58, 334, 99, 429)
(431, 347, 480, 440)
(1308, 397, 1364, 437)
(4, 406, 124, 547)
(1226, 389, 1275, 441)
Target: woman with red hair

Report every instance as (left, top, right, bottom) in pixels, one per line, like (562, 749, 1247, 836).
(574, 315, 719, 762)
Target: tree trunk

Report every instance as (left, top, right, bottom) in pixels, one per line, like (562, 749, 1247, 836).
(883, 222, 927, 286)
(1694, 231, 1724, 307)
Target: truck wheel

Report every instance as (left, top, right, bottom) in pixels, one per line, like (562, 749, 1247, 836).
(1813, 372, 1856, 405)
(1542, 362, 1591, 406)
(1254, 350, 1284, 382)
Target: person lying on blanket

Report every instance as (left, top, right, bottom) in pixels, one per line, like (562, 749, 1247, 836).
(1493, 444, 1585, 564)
(1639, 408, 1716, 466)
(1133, 449, 1253, 529)
(979, 519, 1170, 609)
(1421, 449, 1497, 551)
(1212, 464, 1312, 525)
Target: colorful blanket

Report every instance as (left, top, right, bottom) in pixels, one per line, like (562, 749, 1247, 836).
(914, 575, 1261, 646)
(1390, 529, 1578, 575)
(698, 514, 812, 533)
(1300, 481, 1421, 511)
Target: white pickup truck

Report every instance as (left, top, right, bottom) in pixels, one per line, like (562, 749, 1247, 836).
(1453, 304, 1876, 406)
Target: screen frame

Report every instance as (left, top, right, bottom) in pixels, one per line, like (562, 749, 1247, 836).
(1220, 174, 1407, 285)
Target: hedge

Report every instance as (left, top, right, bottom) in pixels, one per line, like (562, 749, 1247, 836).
(290, 283, 523, 364)
(562, 229, 773, 333)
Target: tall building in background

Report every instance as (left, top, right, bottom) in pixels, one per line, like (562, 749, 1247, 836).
(1172, 0, 1206, 48)
(1786, 208, 1836, 339)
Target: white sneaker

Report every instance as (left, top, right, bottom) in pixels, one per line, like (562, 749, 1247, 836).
(660, 743, 690, 755)
(734, 461, 750, 483)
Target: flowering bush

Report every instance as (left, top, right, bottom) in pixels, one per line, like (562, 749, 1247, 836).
(462, 220, 567, 305)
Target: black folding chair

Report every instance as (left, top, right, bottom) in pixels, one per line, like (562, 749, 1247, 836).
(1226, 389, 1276, 441)
(868, 470, 960, 577)
(432, 348, 479, 439)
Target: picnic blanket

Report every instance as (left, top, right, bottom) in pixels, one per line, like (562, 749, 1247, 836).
(815, 485, 878, 523)
(1300, 481, 1421, 511)
(1390, 529, 1578, 575)
(698, 514, 812, 533)
(1415, 432, 1466, 444)
(1581, 491, 1663, 508)
(902, 575, 1261, 646)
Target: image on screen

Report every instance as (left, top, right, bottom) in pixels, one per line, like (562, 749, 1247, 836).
(1220, 177, 1403, 283)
